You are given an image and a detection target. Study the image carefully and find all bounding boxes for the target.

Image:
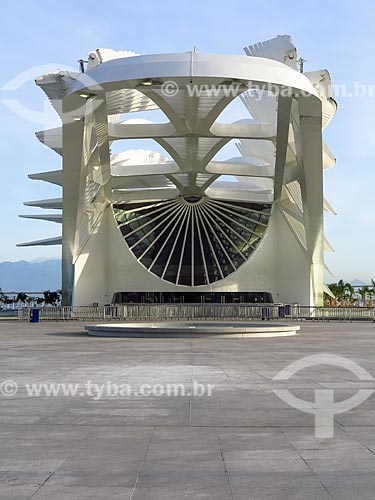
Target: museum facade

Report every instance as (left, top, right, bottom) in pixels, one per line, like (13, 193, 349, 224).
(19, 35, 337, 306)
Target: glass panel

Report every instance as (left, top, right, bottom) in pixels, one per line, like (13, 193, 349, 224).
(113, 198, 272, 285)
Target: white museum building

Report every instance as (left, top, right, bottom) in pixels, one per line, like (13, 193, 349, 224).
(19, 35, 337, 307)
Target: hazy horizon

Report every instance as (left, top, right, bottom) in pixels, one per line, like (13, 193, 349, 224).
(0, 259, 372, 287)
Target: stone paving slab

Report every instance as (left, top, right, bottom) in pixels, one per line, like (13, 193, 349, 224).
(1, 321, 375, 499)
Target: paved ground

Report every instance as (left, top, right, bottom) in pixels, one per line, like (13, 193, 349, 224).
(1, 321, 375, 499)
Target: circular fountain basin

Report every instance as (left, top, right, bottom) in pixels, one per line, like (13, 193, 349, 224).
(85, 322, 300, 338)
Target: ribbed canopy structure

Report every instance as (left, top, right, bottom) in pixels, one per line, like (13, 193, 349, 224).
(114, 197, 271, 286)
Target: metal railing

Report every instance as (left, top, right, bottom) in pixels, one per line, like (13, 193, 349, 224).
(0, 309, 19, 319)
(290, 306, 375, 321)
(17, 304, 375, 322)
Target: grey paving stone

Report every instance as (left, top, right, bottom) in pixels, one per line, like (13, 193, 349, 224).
(227, 471, 334, 500)
(317, 471, 375, 500)
(29, 485, 134, 500)
(0, 320, 375, 499)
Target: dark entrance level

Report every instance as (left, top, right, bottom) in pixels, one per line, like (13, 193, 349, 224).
(112, 291, 273, 304)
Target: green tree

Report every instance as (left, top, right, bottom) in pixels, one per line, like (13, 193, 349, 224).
(336, 280, 346, 305)
(43, 290, 60, 306)
(358, 286, 370, 306)
(371, 279, 375, 305)
(368, 287, 374, 307)
(16, 292, 28, 304)
(344, 282, 355, 306)
(0, 295, 14, 306)
(327, 281, 361, 306)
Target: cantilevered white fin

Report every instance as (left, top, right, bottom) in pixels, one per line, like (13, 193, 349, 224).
(17, 236, 62, 247)
(24, 198, 63, 210)
(87, 48, 139, 70)
(19, 214, 62, 224)
(325, 264, 335, 278)
(28, 170, 62, 186)
(323, 198, 337, 215)
(35, 128, 62, 155)
(324, 284, 335, 299)
(244, 35, 298, 69)
(35, 70, 79, 117)
(324, 237, 335, 253)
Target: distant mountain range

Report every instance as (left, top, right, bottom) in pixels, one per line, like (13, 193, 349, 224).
(0, 260, 61, 292)
(0, 260, 370, 293)
(350, 279, 366, 286)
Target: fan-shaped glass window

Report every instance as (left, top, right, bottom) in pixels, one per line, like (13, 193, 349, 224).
(113, 197, 271, 286)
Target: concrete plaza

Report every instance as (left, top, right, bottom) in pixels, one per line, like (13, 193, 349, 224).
(1, 320, 375, 499)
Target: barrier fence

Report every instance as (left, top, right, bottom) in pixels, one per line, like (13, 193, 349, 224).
(15, 304, 375, 322)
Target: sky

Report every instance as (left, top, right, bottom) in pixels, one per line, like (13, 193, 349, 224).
(0, 0, 374, 282)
